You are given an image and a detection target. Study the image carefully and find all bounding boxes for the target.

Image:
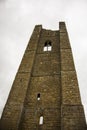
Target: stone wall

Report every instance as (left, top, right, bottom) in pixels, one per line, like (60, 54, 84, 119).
(60, 22, 86, 130)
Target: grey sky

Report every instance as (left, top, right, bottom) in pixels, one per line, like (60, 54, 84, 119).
(0, 0, 87, 121)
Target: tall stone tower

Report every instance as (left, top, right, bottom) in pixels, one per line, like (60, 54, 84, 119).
(0, 22, 86, 130)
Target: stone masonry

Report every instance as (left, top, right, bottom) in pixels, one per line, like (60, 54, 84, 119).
(0, 22, 87, 130)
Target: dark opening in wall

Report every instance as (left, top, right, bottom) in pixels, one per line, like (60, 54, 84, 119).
(37, 93, 40, 100)
(43, 40, 52, 51)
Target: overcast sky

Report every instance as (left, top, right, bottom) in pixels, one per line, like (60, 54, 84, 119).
(0, 0, 87, 121)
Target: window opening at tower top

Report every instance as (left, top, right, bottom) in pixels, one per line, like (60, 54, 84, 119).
(43, 40, 52, 51)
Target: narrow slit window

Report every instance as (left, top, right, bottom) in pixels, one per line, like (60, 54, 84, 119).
(37, 93, 40, 100)
(43, 40, 52, 51)
(39, 116, 43, 125)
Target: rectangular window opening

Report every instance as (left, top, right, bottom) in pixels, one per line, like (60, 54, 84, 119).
(39, 116, 43, 125)
(37, 93, 40, 100)
(48, 46, 52, 51)
(43, 46, 47, 51)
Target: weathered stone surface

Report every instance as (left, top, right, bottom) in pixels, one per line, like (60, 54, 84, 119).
(32, 53, 60, 76)
(61, 105, 87, 130)
(61, 49, 75, 71)
(61, 71, 81, 105)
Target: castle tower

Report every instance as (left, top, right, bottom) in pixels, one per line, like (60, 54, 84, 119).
(0, 22, 86, 130)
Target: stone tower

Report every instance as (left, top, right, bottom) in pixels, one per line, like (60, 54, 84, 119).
(0, 22, 86, 130)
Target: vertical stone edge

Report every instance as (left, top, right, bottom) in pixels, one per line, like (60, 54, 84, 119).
(59, 21, 82, 104)
(0, 25, 42, 130)
(59, 22, 87, 130)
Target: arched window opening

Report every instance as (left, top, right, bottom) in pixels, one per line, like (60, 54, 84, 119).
(39, 116, 43, 125)
(43, 40, 52, 51)
(37, 93, 40, 100)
